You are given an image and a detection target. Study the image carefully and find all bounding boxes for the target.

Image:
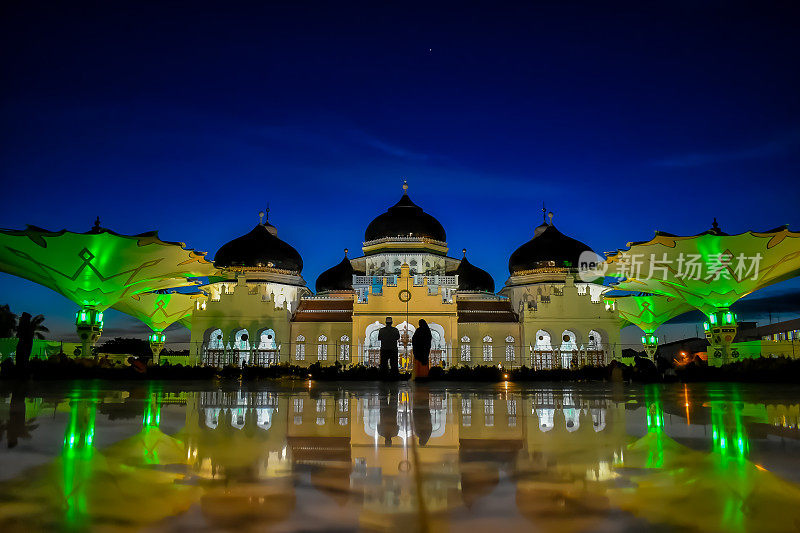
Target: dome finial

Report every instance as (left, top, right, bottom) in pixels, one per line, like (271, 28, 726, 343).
(258, 211, 265, 225)
(712, 217, 719, 230)
(402, 178, 408, 192)
(542, 202, 546, 224)
(93, 216, 101, 231)
(344, 247, 349, 257)
(462, 248, 467, 257)
(548, 211, 554, 225)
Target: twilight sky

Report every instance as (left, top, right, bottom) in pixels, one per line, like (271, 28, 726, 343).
(1, 1, 799, 345)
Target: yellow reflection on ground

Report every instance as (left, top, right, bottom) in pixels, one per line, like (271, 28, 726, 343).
(0, 383, 799, 532)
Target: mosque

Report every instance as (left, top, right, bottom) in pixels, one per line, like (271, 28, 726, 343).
(188, 182, 621, 369)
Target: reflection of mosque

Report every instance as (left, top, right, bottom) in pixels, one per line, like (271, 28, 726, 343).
(180, 386, 632, 522)
(188, 182, 621, 368)
(6, 385, 800, 530)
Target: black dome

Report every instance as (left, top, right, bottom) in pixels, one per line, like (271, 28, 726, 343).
(508, 222, 593, 275)
(364, 188, 446, 242)
(316, 251, 355, 292)
(456, 251, 495, 292)
(215, 223, 303, 272)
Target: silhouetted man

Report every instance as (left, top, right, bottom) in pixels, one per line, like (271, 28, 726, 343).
(378, 316, 400, 377)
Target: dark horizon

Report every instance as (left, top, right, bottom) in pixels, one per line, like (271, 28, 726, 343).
(1, 1, 799, 343)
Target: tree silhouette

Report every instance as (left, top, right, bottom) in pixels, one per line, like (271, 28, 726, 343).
(0, 304, 16, 338)
(15, 312, 48, 370)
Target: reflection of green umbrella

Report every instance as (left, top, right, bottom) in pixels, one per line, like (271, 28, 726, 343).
(0, 396, 200, 531)
(112, 291, 206, 361)
(612, 440, 800, 532)
(0, 223, 214, 355)
(612, 389, 800, 532)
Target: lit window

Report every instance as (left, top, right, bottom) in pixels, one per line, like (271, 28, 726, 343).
(339, 335, 350, 361)
(295, 335, 305, 360)
(460, 336, 471, 361)
(483, 336, 493, 362)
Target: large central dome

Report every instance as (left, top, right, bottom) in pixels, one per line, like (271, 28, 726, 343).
(364, 183, 446, 242)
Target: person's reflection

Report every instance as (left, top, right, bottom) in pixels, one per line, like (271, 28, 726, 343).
(5, 383, 36, 448)
(377, 387, 399, 447)
(412, 386, 432, 446)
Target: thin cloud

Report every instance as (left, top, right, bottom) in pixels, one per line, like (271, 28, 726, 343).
(654, 131, 800, 167)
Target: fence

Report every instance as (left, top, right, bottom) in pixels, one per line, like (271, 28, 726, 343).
(4, 338, 797, 369)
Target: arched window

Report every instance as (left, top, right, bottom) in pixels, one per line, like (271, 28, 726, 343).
(505, 335, 515, 362)
(588, 330, 603, 350)
(535, 330, 552, 351)
(258, 329, 277, 350)
(560, 330, 578, 369)
(295, 335, 305, 361)
(317, 334, 328, 360)
(482, 335, 493, 362)
(208, 328, 224, 350)
(460, 335, 471, 362)
(339, 335, 350, 361)
(234, 329, 250, 365)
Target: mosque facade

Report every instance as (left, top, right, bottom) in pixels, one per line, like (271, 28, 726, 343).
(188, 183, 622, 369)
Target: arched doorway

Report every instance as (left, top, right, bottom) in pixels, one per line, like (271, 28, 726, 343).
(533, 329, 553, 369)
(395, 321, 416, 371)
(255, 328, 278, 366)
(428, 322, 446, 366)
(204, 328, 225, 367)
(233, 329, 251, 366)
(560, 330, 578, 369)
(585, 329, 605, 366)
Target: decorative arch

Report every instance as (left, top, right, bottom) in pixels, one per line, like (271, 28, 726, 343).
(560, 330, 578, 369)
(587, 329, 603, 350)
(427, 322, 446, 365)
(258, 328, 277, 350)
(233, 329, 251, 366)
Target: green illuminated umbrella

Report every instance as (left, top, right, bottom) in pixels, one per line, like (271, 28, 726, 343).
(0, 222, 215, 355)
(112, 290, 206, 361)
(603, 291, 694, 357)
(605, 223, 800, 310)
(604, 222, 800, 361)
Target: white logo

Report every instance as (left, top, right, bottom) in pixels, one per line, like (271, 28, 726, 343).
(577, 251, 608, 282)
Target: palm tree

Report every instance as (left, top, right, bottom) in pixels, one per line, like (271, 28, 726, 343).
(0, 304, 16, 338)
(15, 313, 48, 370)
(28, 314, 48, 339)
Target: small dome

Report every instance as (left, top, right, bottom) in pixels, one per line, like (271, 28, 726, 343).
(364, 182, 446, 242)
(215, 215, 303, 272)
(456, 250, 495, 292)
(316, 250, 355, 292)
(508, 220, 593, 275)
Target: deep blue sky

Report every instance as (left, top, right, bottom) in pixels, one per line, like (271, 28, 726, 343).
(1, 1, 799, 344)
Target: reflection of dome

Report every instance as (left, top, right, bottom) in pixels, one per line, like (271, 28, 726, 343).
(508, 218, 593, 275)
(315, 249, 356, 293)
(215, 214, 303, 272)
(364, 183, 446, 242)
(455, 250, 494, 292)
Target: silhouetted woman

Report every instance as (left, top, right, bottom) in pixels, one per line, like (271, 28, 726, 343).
(411, 319, 432, 379)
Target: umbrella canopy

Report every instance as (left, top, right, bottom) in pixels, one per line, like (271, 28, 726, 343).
(112, 291, 206, 333)
(0, 224, 215, 311)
